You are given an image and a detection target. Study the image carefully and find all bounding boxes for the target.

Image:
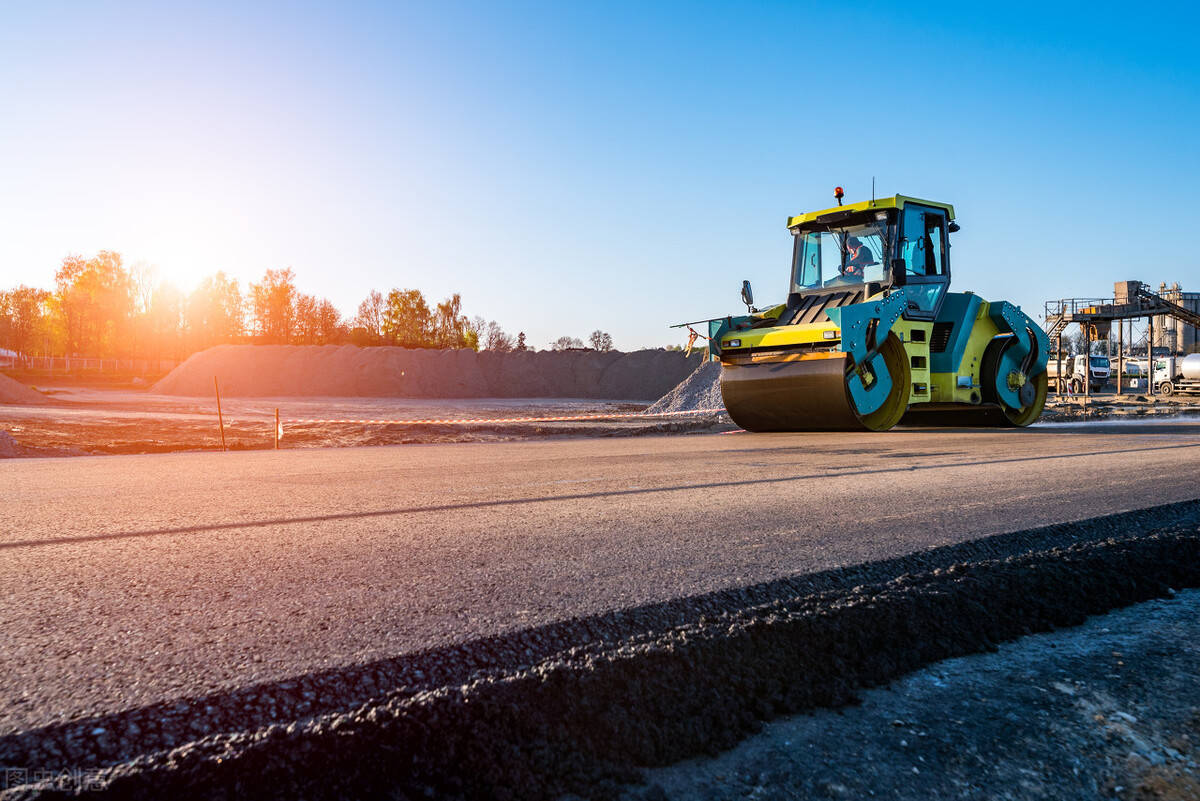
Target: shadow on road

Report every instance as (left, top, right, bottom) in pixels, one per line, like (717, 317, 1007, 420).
(5, 441, 1200, 551)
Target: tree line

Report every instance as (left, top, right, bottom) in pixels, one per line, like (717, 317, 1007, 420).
(0, 250, 614, 363)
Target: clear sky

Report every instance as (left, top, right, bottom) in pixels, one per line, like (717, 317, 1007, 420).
(1, 1, 1198, 350)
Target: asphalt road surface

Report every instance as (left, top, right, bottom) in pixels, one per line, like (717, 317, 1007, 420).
(4, 419, 1200, 736)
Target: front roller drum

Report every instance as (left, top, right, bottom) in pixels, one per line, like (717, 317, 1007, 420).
(720, 335, 910, 432)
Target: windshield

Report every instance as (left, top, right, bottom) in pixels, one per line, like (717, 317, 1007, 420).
(792, 219, 889, 291)
(1090, 357, 1110, 368)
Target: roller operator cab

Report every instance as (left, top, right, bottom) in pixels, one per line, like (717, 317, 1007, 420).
(708, 194, 1050, 431)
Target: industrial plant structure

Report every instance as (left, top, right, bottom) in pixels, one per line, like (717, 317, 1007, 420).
(1151, 282, 1200, 352)
(1044, 280, 1200, 399)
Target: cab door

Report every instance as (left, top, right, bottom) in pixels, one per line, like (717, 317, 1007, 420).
(898, 204, 951, 319)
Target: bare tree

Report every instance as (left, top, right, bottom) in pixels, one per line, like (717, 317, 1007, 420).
(588, 330, 614, 351)
(550, 335, 584, 350)
(316, 300, 342, 343)
(295, 293, 319, 344)
(484, 321, 514, 351)
(130, 261, 158, 316)
(354, 290, 385, 344)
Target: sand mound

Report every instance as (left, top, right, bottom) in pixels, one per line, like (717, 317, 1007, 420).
(645, 360, 725, 414)
(0, 373, 48, 405)
(152, 345, 701, 400)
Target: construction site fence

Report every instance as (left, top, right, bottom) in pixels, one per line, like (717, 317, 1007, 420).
(6, 356, 180, 374)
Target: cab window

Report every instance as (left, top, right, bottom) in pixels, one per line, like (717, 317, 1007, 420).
(901, 206, 946, 277)
(792, 220, 888, 291)
(899, 204, 950, 317)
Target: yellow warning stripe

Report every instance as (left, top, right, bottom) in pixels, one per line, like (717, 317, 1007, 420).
(724, 350, 844, 365)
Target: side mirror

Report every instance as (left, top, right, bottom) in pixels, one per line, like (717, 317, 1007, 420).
(740, 280, 754, 311)
(891, 258, 907, 286)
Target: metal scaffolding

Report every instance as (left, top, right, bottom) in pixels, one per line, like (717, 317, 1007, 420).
(1044, 281, 1200, 400)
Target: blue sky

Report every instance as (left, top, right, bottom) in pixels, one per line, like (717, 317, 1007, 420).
(1, 1, 1198, 349)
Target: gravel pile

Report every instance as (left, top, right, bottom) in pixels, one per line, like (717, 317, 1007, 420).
(5, 501, 1200, 800)
(0, 374, 47, 405)
(151, 346, 702, 401)
(644, 360, 724, 415)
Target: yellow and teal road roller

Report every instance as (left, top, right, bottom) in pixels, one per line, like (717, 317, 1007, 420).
(677, 190, 1049, 431)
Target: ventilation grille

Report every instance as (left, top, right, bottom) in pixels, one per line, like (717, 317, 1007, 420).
(930, 322, 954, 353)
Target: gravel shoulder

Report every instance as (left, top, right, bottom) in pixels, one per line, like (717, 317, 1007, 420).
(636, 590, 1200, 801)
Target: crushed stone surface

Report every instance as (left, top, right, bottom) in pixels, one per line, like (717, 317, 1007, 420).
(635, 589, 1200, 801)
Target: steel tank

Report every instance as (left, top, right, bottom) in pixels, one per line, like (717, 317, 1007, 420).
(1182, 354, 1200, 380)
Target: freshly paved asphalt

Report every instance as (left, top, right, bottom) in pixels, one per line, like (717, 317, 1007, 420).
(4, 419, 1200, 734)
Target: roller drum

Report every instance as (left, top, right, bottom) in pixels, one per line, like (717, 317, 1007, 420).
(720, 357, 860, 431)
(720, 336, 910, 432)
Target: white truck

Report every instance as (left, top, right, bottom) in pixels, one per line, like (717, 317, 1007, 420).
(1151, 354, 1200, 396)
(1046, 354, 1111, 394)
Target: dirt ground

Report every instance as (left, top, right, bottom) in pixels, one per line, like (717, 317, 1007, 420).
(0, 386, 729, 456)
(632, 590, 1200, 801)
(1045, 394, 1200, 422)
(2, 379, 1199, 457)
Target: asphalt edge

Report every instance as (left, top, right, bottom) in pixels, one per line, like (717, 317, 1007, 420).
(7, 519, 1200, 800)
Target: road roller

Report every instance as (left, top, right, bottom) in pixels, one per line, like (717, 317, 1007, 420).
(679, 191, 1049, 431)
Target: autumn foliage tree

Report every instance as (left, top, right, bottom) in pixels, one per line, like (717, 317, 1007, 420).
(382, 288, 431, 347)
(55, 251, 134, 357)
(187, 272, 244, 350)
(250, 268, 298, 343)
(2, 253, 507, 364)
(432, 293, 475, 349)
(0, 286, 56, 360)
